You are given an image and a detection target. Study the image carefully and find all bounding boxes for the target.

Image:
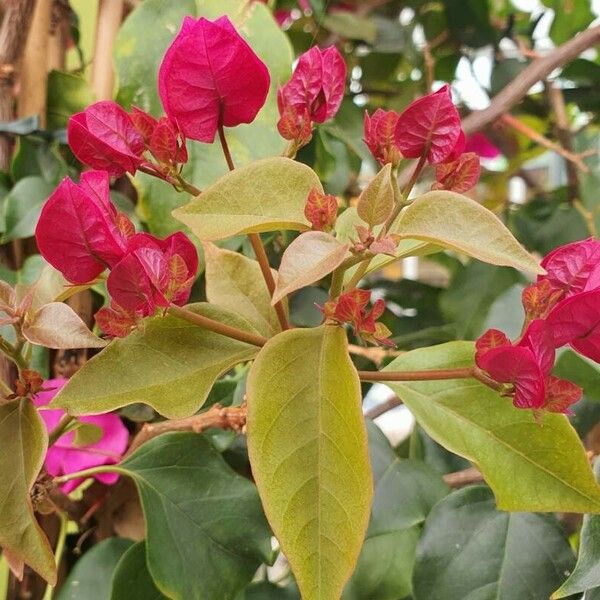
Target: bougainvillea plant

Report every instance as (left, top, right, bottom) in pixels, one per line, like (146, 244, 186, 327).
(3, 4, 600, 600)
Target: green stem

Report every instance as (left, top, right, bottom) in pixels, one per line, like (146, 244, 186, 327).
(329, 254, 371, 298)
(344, 257, 372, 291)
(0, 335, 27, 373)
(0, 378, 12, 398)
(53, 464, 124, 485)
(175, 174, 201, 196)
(48, 415, 77, 446)
(42, 513, 68, 600)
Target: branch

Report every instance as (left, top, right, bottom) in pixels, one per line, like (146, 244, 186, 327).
(91, 0, 124, 99)
(126, 403, 247, 456)
(364, 395, 402, 419)
(442, 467, 484, 488)
(462, 25, 600, 135)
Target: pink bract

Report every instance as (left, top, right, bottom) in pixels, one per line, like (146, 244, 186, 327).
(363, 109, 401, 166)
(67, 101, 145, 176)
(35, 171, 132, 284)
(465, 132, 501, 159)
(433, 152, 480, 193)
(394, 85, 462, 164)
(278, 46, 346, 125)
(35, 379, 129, 493)
(158, 16, 270, 143)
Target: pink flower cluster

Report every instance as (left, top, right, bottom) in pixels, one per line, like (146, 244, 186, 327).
(35, 379, 128, 493)
(476, 239, 600, 414)
(35, 171, 197, 337)
(363, 85, 482, 194)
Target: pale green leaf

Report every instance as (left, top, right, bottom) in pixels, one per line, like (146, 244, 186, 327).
(52, 304, 259, 418)
(172, 158, 320, 241)
(273, 232, 348, 304)
(0, 399, 55, 584)
(204, 242, 283, 337)
(247, 326, 372, 600)
(356, 164, 394, 228)
(395, 190, 544, 274)
(119, 433, 272, 600)
(22, 302, 106, 349)
(382, 342, 600, 513)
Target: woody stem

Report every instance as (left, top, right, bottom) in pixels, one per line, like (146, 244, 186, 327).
(217, 124, 290, 331)
(168, 305, 267, 347)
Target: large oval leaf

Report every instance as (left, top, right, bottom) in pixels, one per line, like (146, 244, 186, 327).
(111, 542, 167, 600)
(52, 304, 258, 418)
(382, 342, 600, 513)
(118, 433, 272, 600)
(273, 231, 348, 304)
(396, 190, 544, 274)
(0, 399, 55, 584)
(247, 326, 372, 600)
(204, 242, 284, 337)
(173, 157, 319, 241)
(413, 486, 575, 600)
(356, 163, 394, 228)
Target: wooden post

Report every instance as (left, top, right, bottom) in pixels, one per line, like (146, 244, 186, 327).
(91, 0, 124, 99)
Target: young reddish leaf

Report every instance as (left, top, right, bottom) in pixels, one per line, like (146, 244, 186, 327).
(356, 163, 395, 227)
(363, 109, 401, 166)
(149, 117, 178, 163)
(475, 328, 510, 356)
(34, 379, 129, 493)
(547, 290, 600, 362)
(277, 104, 312, 143)
(95, 303, 138, 339)
(130, 106, 158, 141)
(332, 288, 371, 324)
(273, 231, 348, 304)
(304, 188, 338, 231)
(67, 100, 145, 175)
(522, 279, 563, 320)
(433, 152, 480, 193)
(35, 172, 129, 284)
(158, 16, 270, 143)
(540, 238, 600, 296)
(543, 376, 582, 414)
(369, 235, 398, 256)
(115, 212, 136, 239)
(277, 46, 346, 125)
(393, 85, 461, 164)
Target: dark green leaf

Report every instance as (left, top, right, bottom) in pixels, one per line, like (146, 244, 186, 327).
(46, 70, 94, 130)
(110, 542, 167, 600)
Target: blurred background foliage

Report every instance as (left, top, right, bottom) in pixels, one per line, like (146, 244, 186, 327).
(2, 0, 600, 599)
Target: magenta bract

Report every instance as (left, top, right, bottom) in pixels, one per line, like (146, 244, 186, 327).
(158, 16, 270, 143)
(394, 85, 462, 164)
(35, 171, 132, 284)
(68, 101, 145, 176)
(278, 46, 346, 126)
(433, 152, 480, 193)
(35, 379, 128, 493)
(363, 109, 401, 166)
(465, 132, 501, 159)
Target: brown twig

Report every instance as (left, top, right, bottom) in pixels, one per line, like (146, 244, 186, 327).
(443, 466, 484, 488)
(348, 344, 402, 366)
(91, 0, 124, 99)
(364, 395, 403, 419)
(126, 403, 247, 456)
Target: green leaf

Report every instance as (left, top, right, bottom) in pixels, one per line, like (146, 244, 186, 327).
(72, 422, 104, 447)
(3, 176, 55, 243)
(413, 486, 575, 600)
(247, 326, 372, 600)
(543, 0, 594, 45)
(204, 242, 283, 337)
(343, 422, 448, 600)
(119, 433, 272, 600)
(322, 12, 378, 43)
(0, 399, 55, 584)
(553, 460, 600, 598)
(243, 582, 300, 599)
(46, 70, 94, 130)
(22, 302, 106, 349)
(52, 303, 259, 418)
(11, 138, 69, 184)
(173, 158, 320, 241)
(356, 164, 395, 228)
(273, 232, 348, 304)
(396, 190, 543, 274)
(383, 342, 600, 513)
(57, 538, 134, 600)
(110, 542, 167, 600)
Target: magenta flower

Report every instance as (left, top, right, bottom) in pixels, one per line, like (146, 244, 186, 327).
(158, 16, 270, 143)
(393, 85, 462, 164)
(278, 46, 346, 125)
(363, 109, 401, 166)
(68, 101, 145, 176)
(35, 379, 129, 493)
(35, 171, 133, 284)
(465, 132, 501, 159)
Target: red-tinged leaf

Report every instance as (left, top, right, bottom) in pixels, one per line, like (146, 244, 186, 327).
(540, 238, 600, 296)
(394, 85, 461, 164)
(433, 152, 480, 193)
(363, 109, 401, 166)
(543, 376, 582, 414)
(369, 235, 398, 255)
(107, 253, 156, 316)
(333, 288, 371, 323)
(522, 279, 563, 320)
(304, 188, 338, 231)
(547, 290, 600, 362)
(277, 103, 313, 142)
(67, 100, 145, 175)
(35, 172, 128, 284)
(130, 106, 157, 141)
(475, 329, 511, 358)
(115, 212, 135, 239)
(95, 303, 138, 338)
(278, 46, 346, 124)
(158, 16, 270, 143)
(149, 117, 178, 163)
